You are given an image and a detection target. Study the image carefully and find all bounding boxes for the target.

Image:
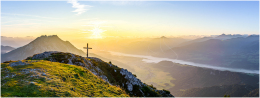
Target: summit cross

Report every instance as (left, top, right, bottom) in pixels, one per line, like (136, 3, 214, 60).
(83, 43, 92, 58)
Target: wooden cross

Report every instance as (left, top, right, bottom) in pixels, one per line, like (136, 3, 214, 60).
(83, 43, 92, 58)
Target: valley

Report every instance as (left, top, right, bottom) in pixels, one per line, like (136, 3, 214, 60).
(93, 50, 259, 97)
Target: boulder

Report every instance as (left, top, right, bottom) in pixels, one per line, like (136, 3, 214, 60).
(9, 60, 28, 67)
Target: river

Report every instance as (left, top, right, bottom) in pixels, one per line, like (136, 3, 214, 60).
(108, 51, 259, 74)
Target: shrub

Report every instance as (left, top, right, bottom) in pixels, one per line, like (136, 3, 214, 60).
(3, 60, 14, 63)
(163, 89, 170, 94)
(148, 84, 156, 89)
(141, 86, 160, 97)
(6, 66, 14, 72)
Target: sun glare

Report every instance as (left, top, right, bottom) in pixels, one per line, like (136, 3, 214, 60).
(88, 27, 106, 39)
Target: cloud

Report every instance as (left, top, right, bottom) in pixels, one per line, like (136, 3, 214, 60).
(67, 0, 92, 15)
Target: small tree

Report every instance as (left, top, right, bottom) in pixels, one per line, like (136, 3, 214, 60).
(133, 74, 137, 77)
(163, 89, 171, 94)
(224, 95, 230, 97)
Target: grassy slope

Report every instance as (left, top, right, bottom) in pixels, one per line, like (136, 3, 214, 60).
(36, 52, 172, 97)
(1, 60, 129, 97)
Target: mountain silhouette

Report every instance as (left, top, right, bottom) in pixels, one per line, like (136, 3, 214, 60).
(1, 35, 86, 62)
(1, 45, 15, 54)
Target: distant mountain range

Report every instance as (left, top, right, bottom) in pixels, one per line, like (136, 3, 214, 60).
(178, 34, 249, 47)
(156, 35, 259, 70)
(1, 35, 86, 62)
(1, 45, 15, 54)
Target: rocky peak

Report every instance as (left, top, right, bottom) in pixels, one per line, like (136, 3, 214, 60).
(36, 35, 62, 43)
(1, 35, 86, 63)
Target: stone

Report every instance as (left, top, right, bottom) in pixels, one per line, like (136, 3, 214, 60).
(42, 73, 47, 76)
(67, 59, 73, 65)
(127, 83, 133, 91)
(120, 68, 144, 91)
(30, 82, 36, 84)
(9, 60, 28, 67)
(30, 51, 58, 60)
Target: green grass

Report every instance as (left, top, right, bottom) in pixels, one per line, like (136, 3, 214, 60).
(1, 60, 129, 97)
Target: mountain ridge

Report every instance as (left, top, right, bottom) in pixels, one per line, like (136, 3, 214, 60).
(1, 35, 86, 63)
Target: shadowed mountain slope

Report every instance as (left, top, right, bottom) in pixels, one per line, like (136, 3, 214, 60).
(158, 35, 259, 70)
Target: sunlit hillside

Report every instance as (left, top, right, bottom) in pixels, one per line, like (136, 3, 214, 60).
(1, 60, 128, 97)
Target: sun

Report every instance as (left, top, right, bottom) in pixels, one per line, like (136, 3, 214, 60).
(88, 27, 106, 39)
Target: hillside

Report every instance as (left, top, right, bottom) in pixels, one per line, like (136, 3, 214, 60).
(177, 84, 259, 97)
(149, 61, 259, 96)
(1, 60, 128, 97)
(1, 51, 173, 97)
(1, 35, 86, 62)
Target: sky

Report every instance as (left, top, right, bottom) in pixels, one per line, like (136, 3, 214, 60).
(1, 1, 259, 40)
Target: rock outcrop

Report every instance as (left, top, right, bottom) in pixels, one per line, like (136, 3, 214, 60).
(9, 60, 28, 67)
